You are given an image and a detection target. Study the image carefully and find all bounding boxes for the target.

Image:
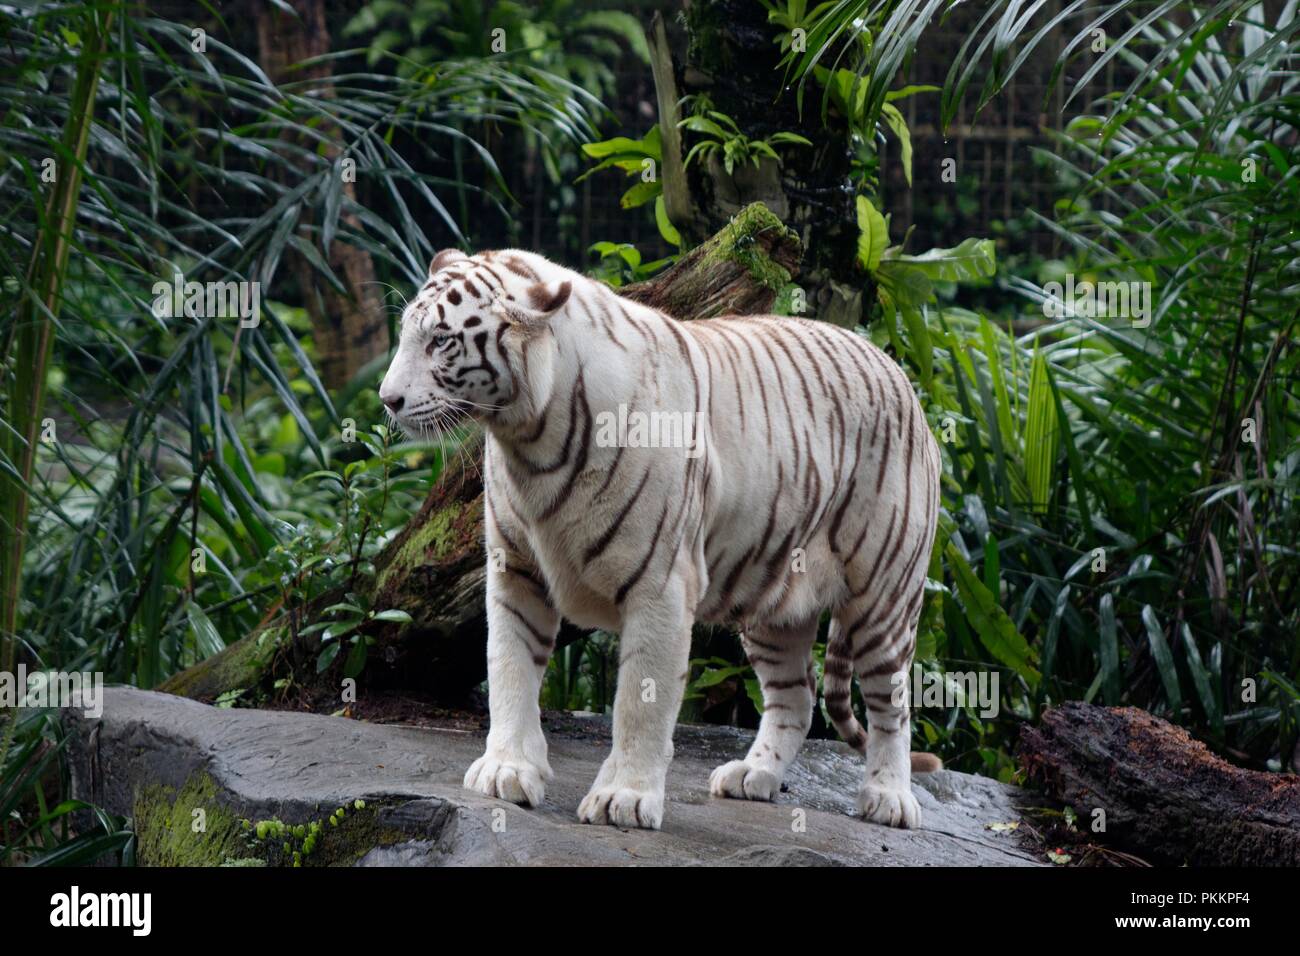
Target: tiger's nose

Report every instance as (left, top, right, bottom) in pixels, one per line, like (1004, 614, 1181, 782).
(379, 389, 404, 412)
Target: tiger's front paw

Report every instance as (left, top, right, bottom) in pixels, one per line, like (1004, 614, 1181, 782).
(464, 751, 551, 808)
(857, 783, 921, 829)
(577, 783, 664, 829)
(708, 760, 781, 801)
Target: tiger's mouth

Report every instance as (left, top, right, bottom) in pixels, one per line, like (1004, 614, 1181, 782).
(387, 396, 468, 437)
(436, 401, 471, 428)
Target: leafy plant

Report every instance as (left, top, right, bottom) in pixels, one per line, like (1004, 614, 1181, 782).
(577, 125, 682, 260)
(1, 709, 134, 866)
(760, 0, 840, 55)
(813, 67, 935, 185)
(587, 242, 675, 287)
(678, 106, 813, 175)
(344, 0, 649, 97)
(1, 1, 113, 709)
(856, 195, 996, 391)
(577, 125, 665, 210)
(778, 0, 950, 141)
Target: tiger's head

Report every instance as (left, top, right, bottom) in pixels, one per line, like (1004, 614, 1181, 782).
(379, 248, 572, 435)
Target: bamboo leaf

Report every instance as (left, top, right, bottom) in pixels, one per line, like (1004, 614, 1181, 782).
(883, 237, 996, 283)
(880, 102, 914, 186)
(1180, 623, 1222, 734)
(186, 602, 226, 661)
(945, 542, 1040, 688)
(1098, 594, 1121, 706)
(1024, 348, 1060, 513)
(1141, 605, 1182, 719)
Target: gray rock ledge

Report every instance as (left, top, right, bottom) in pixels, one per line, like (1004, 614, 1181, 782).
(64, 687, 1047, 866)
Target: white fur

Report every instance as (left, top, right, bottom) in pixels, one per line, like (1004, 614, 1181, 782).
(381, 249, 941, 831)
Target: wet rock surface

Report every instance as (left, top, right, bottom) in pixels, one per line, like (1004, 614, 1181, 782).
(65, 687, 1048, 866)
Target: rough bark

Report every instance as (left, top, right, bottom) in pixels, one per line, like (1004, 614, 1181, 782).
(619, 201, 800, 318)
(254, 0, 387, 389)
(646, 10, 694, 244)
(161, 203, 802, 705)
(663, 1, 863, 325)
(1018, 702, 1300, 866)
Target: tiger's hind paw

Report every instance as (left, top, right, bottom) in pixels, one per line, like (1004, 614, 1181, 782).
(858, 783, 921, 829)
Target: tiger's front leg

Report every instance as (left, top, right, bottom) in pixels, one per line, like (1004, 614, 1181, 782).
(463, 544, 560, 808)
(577, 576, 693, 830)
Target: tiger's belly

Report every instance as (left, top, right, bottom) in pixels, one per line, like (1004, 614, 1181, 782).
(696, 513, 849, 630)
(534, 527, 843, 634)
(531, 492, 850, 635)
(546, 575, 623, 633)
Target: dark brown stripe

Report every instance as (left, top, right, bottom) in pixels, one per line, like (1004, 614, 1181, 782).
(614, 499, 670, 605)
(495, 599, 555, 650)
(584, 467, 651, 562)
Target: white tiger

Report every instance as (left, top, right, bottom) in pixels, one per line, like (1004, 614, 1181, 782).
(379, 248, 942, 830)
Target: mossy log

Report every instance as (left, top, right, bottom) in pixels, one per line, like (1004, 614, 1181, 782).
(620, 202, 800, 318)
(162, 203, 803, 706)
(1018, 702, 1300, 866)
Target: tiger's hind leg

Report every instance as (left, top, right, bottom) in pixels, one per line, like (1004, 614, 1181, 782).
(709, 619, 818, 802)
(852, 613, 923, 828)
(834, 530, 932, 828)
(835, 417, 941, 828)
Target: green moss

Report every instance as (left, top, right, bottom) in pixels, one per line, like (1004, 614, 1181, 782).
(133, 774, 250, 866)
(700, 203, 796, 291)
(133, 773, 406, 867)
(158, 625, 284, 701)
(772, 282, 804, 316)
(376, 498, 481, 590)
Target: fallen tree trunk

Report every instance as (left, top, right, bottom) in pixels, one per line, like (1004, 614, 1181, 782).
(162, 203, 801, 706)
(1018, 702, 1300, 866)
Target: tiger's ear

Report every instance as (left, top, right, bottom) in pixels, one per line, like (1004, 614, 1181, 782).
(526, 279, 571, 315)
(429, 248, 467, 275)
(492, 278, 570, 333)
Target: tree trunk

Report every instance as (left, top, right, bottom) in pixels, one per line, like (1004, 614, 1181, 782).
(161, 203, 802, 705)
(254, 0, 387, 390)
(653, 4, 864, 326)
(1018, 702, 1300, 866)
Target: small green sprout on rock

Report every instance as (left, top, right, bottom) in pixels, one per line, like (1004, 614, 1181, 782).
(229, 798, 386, 867)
